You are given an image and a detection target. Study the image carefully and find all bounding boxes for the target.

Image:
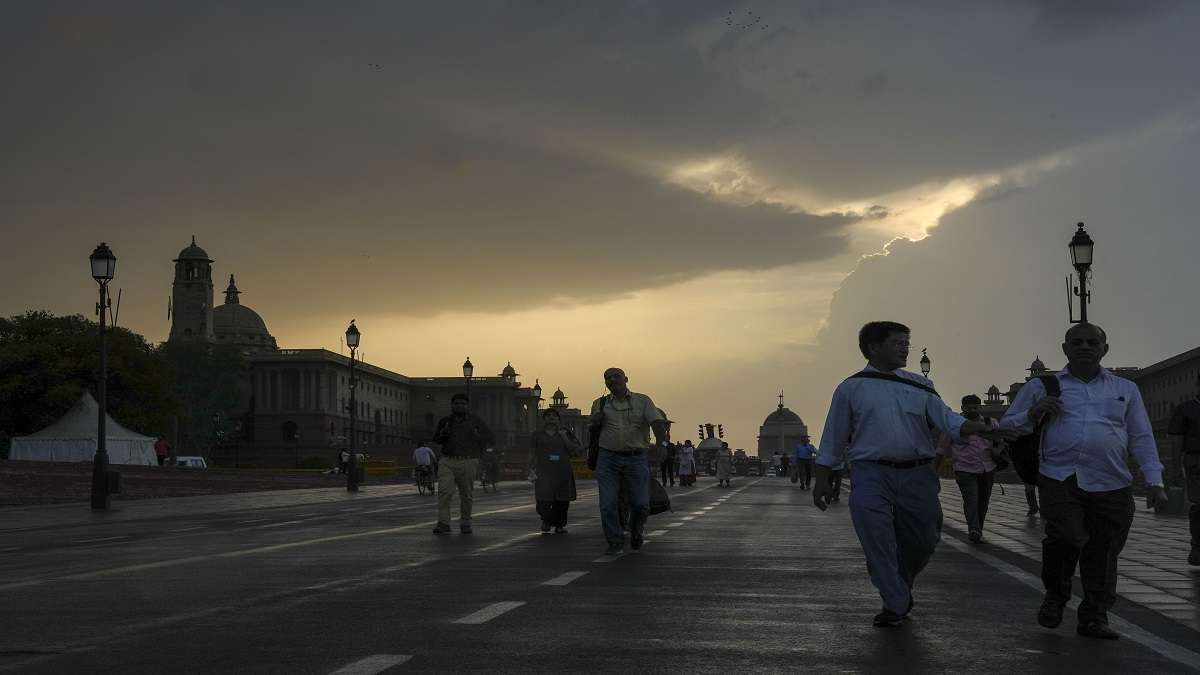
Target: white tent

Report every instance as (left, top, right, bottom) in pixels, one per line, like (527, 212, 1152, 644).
(9, 392, 158, 465)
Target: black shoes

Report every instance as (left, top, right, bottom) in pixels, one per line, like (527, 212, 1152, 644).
(554, 526, 567, 534)
(630, 533, 644, 551)
(1037, 600, 1064, 628)
(1077, 621, 1120, 640)
(540, 520, 551, 534)
(872, 609, 906, 627)
(431, 523, 451, 534)
(1188, 548, 1200, 566)
(604, 543, 624, 556)
(968, 529, 983, 544)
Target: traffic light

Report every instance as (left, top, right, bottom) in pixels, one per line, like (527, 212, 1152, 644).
(718, 424, 724, 438)
(698, 424, 705, 440)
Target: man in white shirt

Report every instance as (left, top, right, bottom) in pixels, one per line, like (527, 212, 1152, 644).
(413, 442, 437, 468)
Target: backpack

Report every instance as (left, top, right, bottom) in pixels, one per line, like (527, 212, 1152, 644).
(1008, 375, 1061, 486)
(649, 478, 672, 515)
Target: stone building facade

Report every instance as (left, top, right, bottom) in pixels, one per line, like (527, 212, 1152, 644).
(1129, 345, 1200, 480)
(756, 395, 808, 459)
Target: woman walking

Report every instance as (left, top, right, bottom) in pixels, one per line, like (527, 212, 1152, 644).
(677, 442, 697, 487)
(529, 409, 581, 534)
(715, 442, 733, 487)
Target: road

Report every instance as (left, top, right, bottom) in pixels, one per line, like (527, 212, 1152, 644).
(1, 476, 1197, 673)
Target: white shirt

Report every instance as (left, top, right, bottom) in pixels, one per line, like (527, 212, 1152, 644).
(412, 446, 436, 466)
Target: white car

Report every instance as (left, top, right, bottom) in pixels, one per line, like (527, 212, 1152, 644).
(174, 456, 208, 469)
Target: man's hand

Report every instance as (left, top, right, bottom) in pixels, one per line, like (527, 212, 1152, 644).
(1029, 395, 1063, 422)
(960, 419, 1018, 443)
(1146, 485, 1169, 510)
(812, 464, 834, 511)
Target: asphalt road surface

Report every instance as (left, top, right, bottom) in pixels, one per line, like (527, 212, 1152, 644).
(1, 477, 1197, 673)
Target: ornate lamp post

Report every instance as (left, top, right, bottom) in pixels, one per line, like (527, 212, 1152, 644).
(532, 379, 542, 409)
(1068, 222, 1095, 324)
(920, 348, 931, 377)
(462, 357, 474, 411)
(89, 243, 117, 510)
(345, 320, 361, 492)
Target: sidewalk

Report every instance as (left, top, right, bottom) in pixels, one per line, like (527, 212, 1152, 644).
(940, 479, 1199, 632)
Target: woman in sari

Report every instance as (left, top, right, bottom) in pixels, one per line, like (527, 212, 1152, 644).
(529, 408, 581, 533)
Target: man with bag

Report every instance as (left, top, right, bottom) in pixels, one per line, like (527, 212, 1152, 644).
(812, 321, 1011, 627)
(431, 393, 495, 535)
(1167, 374, 1200, 566)
(589, 367, 670, 556)
(1001, 323, 1167, 639)
(934, 394, 999, 544)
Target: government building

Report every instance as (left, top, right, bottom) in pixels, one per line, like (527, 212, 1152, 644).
(166, 238, 544, 468)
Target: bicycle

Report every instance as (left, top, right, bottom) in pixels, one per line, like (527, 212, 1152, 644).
(479, 458, 500, 493)
(414, 464, 436, 495)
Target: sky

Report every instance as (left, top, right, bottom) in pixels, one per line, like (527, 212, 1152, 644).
(4, 1, 1200, 451)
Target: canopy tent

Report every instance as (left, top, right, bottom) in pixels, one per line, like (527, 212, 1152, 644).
(9, 392, 157, 465)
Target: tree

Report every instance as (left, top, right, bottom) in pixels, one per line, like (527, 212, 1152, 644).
(0, 311, 177, 456)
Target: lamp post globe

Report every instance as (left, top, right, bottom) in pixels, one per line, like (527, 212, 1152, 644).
(462, 357, 473, 412)
(920, 348, 931, 377)
(1068, 222, 1095, 323)
(533, 379, 542, 401)
(345, 320, 361, 492)
(89, 243, 117, 510)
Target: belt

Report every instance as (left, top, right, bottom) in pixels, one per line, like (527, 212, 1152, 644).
(603, 449, 645, 457)
(872, 457, 933, 469)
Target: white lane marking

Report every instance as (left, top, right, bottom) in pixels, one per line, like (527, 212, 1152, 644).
(0, 502, 539, 593)
(473, 532, 542, 554)
(257, 520, 305, 529)
(682, 516, 696, 521)
(339, 508, 362, 513)
(702, 507, 714, 511)
(236, 519, 269, 525)
(0, 547, 22, 553)
(329, 654, 412, 674)
(942, 536, 1200, 670)
(543, 571, 588, 586)
(167, 526, 206, 533)
(71, 536, 127, 544)
(665, 522, 684, 528)
(592, 552, 623, 563)
(646, 530, 668, 537)
(690, 511, 705, 516)
(452, 601, 525, 625)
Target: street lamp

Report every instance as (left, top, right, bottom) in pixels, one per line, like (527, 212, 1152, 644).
(345, 320, 361, 492)
(1068, 222, 1095, 324)
(89, 243, 117, 510)
(462, 357, 473, 412)
(920, 348, 931, 377)
(532, 379, 542, 408)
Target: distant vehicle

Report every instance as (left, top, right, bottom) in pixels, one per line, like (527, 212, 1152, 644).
(174, 456, 208, 469)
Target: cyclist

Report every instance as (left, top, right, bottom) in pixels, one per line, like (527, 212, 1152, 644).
(412, 440, 438, 490)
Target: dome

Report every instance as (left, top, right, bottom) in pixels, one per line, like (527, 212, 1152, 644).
(987, 385, 1001, 395)
(552, 387, 565, 398)
(1029, 356, 1046, 371)
(175, 235, 211, 261)
(501, 362, 517, 377)
(763, 406, 803, 425)
(214, 303, 270, 336)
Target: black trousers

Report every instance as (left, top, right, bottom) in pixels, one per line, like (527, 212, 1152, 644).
(954, 470, 995, 533)
(661, 459, 675, 485)
(1038, 475, 1134, 624)
(1184, 453, 1200, 548)
(797, 459, 814, 486)
(536, 500, 570, 527)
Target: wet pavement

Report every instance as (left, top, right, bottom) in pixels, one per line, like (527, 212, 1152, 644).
(1, 474, 1197, 673)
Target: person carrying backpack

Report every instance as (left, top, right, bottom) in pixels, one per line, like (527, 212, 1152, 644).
(1000, 323, 1167, 640)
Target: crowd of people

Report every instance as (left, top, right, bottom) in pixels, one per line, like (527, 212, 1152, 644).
(409, 319, 1197, 641)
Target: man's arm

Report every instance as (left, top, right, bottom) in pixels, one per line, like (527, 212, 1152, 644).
(1125, 386, 1164, 486)
(650, 419, 669, 446)
(815, 386, 851, 469)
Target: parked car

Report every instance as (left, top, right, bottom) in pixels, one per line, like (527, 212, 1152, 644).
(174, 456, 208, 469)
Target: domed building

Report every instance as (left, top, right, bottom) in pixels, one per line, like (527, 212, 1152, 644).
(213, 275, 278, 354)
(756, 394, 808, 459)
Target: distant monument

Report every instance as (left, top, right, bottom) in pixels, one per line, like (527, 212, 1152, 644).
(756, 392, 808, 459)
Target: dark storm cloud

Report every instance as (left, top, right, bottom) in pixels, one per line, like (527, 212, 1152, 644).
(1003, 0, 1186, 35)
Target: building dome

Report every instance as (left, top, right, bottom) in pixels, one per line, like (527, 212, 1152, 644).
(501, 362, 517, 377)
(175, 235, 211, 261)
(1029, 356, 1046, 371)
(212, 275, 277, 353)
(987, 385, 1001, 395)
(763, 406, 803, 426)
(553, 387, 565, 399)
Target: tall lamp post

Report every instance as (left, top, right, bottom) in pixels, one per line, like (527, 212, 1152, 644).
(532, 379, 542, 409)
(346, 320, 361, 492)
(920, 348, 931, 377)
(89, 243, 117, 510)
(462, 357, 474, 410)
(1068, 222, 1095, 324)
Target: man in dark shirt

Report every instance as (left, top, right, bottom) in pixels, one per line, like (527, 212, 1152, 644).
(431, 393, 495, 534)
(1167, 374, 1200, 566)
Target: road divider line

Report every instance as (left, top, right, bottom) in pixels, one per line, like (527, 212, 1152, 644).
(329, 654, 412, 674)
(257, 520, 305, 529)
(166, 526, 206, 533)
(236, 519, 269, 525)
(646, 530, 668, 537)
(0, 502, 538, 593)
(702, 507, 714, 511)
(71, 536, 127, 544)
(543, 571, 588, 586)
(690, 511, 705, 516)
(452, 601, 525, 625)
(681, 516, 696, 521)
(665, 523, 684, 528)
(592, 552, 623, 563)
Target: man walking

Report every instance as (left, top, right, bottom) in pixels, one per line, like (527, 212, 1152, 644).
(661, 441, 678, 487)
(813, 321, 1008, 627)
(1001, 323, 1167, 639)
(1167, 374, 1200, 566)
(935, 395, 998, 543)
(794, 436, 817, 490)
(589, 367, 670, 555)
(431, 394, 495, 535)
